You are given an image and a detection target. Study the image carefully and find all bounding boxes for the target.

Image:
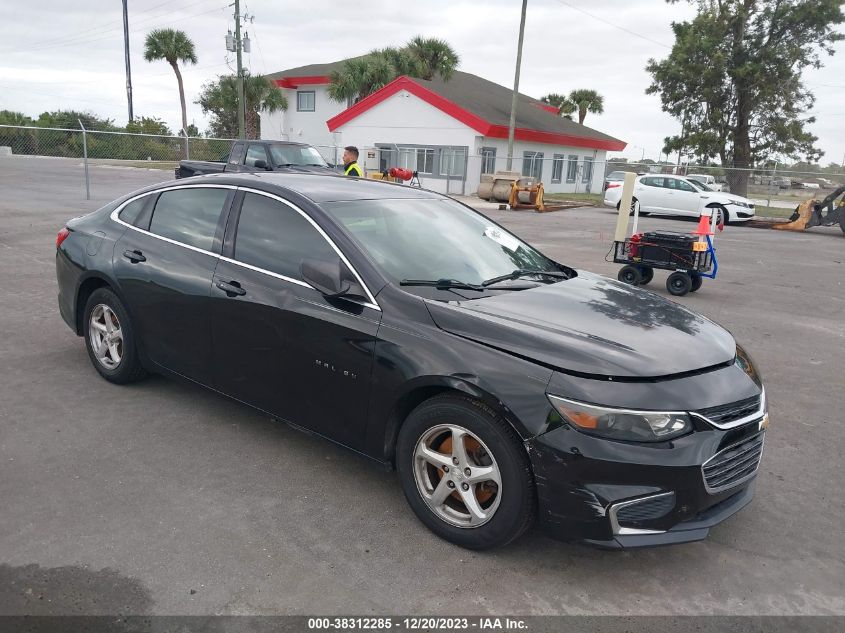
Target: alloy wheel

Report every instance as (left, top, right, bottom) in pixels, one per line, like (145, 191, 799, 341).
(412, 424, 502, 528)
(89, 304, 124, 369)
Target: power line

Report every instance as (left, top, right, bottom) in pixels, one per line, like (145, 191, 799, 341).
(552, 0, 672, 49)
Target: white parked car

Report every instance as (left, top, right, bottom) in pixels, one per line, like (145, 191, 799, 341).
(687, 173, 727, 192)
(603, 174, 756, 224)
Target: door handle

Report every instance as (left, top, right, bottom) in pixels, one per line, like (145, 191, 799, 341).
(123, 249, 146, 263)
(216, 279, 246, 296)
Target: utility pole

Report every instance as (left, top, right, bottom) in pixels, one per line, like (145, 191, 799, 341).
(234, 0, 245, 139)
(506, 0, 528, 171)
(122, 0, 134, 122)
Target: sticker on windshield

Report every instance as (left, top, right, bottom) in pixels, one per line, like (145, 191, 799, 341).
(484, 227, 520, 252)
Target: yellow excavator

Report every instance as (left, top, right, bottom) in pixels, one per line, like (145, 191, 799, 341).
(772, 185, 845, 234)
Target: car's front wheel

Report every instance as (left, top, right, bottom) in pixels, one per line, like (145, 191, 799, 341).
(83, 287, 147, 384)
(396, 394, 536, 550)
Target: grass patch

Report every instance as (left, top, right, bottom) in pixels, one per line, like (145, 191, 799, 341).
(544, 192, 603, 205)
(89, 159, 178, 171)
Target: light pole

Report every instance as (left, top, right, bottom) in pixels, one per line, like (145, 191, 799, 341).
(234, 0, 245, 139)
(506, 0, 528, 171)
(122, 0, 133, 122)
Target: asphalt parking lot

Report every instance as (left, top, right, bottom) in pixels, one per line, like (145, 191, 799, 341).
(1, 155, 844, 617)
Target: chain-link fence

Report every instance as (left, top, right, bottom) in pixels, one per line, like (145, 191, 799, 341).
(2, 124, 842, 211)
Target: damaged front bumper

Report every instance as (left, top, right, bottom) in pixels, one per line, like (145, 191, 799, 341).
(525, 419, 763, 548)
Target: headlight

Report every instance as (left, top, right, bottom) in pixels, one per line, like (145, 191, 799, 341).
(728, 201, 750, 208)
(547, 395, 693, 442)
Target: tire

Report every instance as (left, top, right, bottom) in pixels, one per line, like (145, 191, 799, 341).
(666, 271, 692, 296)
(690, 275, 703, 292)
(638, 266, 654, 285)
(710, 205, 729, 226)
(617, 265, 642, 286)
(83, 287, 147, 384)
(629, 198, 639, 216)
(396, 394, 536, 550)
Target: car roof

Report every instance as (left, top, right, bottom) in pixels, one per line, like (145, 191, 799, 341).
(151, 172, 447, 203)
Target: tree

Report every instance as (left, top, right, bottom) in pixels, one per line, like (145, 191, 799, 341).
(125, 116, 172, 136)
(143, 28, 197, 153)
(568, 89, 604, 125)
(197, 73, 287, 139)
(328, 35, 460, 104)
(406, 36, 459, 80)
(540, 93, 577, 120)
(647, 0, 844, 197)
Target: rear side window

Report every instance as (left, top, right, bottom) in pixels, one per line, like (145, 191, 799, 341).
(149, 188, 229, 252)
(245, 144, 269, 167)
(229, 143, 246, 165)
(234, 192, 336, 280)
(118, 196, 149, 226)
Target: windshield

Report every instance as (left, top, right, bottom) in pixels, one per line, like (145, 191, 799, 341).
(686, 178, 712, 192)
(321, 197, 561, 286)
(269, 145, 328, 167)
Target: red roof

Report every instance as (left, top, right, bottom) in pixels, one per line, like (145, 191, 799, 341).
(325, 74, 626, 151)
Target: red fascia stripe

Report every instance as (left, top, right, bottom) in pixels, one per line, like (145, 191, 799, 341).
(326, 75, 627, 151)
(535, 102, 560, 114)
(274, 75, 331, 89)
(486, 125, 627, 151)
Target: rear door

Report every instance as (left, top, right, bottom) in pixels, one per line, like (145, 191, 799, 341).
(636, 177, 666, 213)
(112, 185, 233, 384)
(209, 189, 381, 450)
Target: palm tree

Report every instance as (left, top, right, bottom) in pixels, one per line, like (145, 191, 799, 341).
(540, 93, 577, 120)
(197, 73, 287, 139)
(328, 35, 460, 104)
(406, 36, 459, 81)
(143, 28, 197, 152)
(568, 89, 604, 125)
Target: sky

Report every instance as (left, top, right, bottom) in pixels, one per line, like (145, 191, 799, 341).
(1, 0, 843, 165)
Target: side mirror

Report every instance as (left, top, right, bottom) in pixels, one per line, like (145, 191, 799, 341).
(254, 159, 270, 170)
(301, 257, 351, 298)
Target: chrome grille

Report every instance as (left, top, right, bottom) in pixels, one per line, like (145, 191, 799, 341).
(696, 394, 761, 426)
(702, 432, 765, 493)
(615, 492, 675, 524)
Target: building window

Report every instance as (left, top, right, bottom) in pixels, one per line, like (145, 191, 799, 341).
(440, 148, 465, 177)
(566, 155, 578, 183)
(480, 147, 497, 174)
(582, 156, 594, 183)
(551, 154, 564, 183)
(398, 147, 434, 174)
(522, 151, 544, 180)
(296, 91, 315, 112)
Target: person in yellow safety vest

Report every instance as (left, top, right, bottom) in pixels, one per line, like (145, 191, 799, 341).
(342, 146, 364, 177)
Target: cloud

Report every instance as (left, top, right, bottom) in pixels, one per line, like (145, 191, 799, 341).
(1, 0, 842, 163)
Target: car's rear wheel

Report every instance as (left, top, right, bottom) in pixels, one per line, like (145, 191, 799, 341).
(83, 288, 147, 384)
(396, 394, 535, 550)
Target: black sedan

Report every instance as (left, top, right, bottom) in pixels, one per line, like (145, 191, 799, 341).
(55, 173, 768, 550)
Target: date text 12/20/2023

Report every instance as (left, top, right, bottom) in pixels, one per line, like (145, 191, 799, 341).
(307, 617, 528, 630)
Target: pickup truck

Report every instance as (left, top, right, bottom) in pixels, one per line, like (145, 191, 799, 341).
(175, 140, 337, 179)
(687, 173, 728, 192)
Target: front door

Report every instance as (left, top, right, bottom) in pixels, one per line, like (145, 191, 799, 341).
(113, 185, 233, 384)
(210, 190, 381, 451)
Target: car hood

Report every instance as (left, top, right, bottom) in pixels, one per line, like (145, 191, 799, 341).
(278, 165, 337, 175)
(425, 272, 736, 378)
(709, 191, 750, 204)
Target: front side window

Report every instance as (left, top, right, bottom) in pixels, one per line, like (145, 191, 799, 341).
(297, 91, 316, 112)
(234, 192, 336, 281)
(677, 179, 696, 192)
(322, 197, 559, 287)
(551, 155, 564, 183)
(148, 188, 229, 252)
(245, 144, 269, 167)
(566, 155, 578, 183)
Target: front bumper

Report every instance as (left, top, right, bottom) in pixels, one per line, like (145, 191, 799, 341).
(526, 414, 765, 548)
